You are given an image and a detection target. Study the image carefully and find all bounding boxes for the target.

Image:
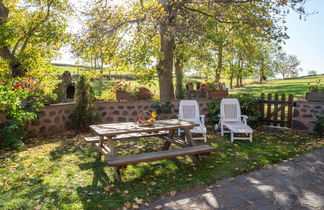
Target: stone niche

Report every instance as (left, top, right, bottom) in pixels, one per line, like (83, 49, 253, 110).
(54, 71, 76, 103)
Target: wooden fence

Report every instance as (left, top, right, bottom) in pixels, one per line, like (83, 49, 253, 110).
(260, 93, 294, 128)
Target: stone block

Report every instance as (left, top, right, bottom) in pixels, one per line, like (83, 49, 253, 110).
(127, 105, 135, 109)
(105, 117, 113, 122)
(292, 120, 308, 130)
(117, 105, 124, 109)
(117, 117, 126, 122)
(97, 106, 106, 111)
(122, 111, 128, 116)
(31, 120, 41, 126)
(54, 116, 60, 123)
(101, 112, 107, 117)
(49, 111, 56, 116)
(132, 111, 138, 116)
(113, 110, 120, 115)
(43, 118, 51, 124)
(293, 109, 299, 117)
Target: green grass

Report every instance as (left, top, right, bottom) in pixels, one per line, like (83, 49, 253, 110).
(230, 75, 324, 99)
(0, 128, 323, 209)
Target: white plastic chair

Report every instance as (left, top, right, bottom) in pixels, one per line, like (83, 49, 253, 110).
(178, 100, 207, 142)
(215, 98, 253, 142)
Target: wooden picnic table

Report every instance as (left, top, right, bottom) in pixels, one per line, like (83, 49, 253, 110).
(88, 119, 215, 182)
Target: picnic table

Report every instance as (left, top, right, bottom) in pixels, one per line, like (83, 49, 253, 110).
(85, 119, 215, 182)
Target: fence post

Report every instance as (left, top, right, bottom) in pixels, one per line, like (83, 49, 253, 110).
(287, 94, 293, 128)
(260, 93, 265, 122)
(274, 94, 279, 126)
(280, 94, 286, 127)
(267, 93, 272, 125)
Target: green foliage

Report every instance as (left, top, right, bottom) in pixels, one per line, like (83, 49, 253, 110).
(0, 77, 53, 149)
(314, 111, 324, 137)
(0, 0, 71, 77)
(71, 75, 98, 132)
(152, 101, 172, 115)
(207, 93, 260, 125)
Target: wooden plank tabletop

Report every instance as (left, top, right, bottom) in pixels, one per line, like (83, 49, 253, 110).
(90, 119, 198, 136)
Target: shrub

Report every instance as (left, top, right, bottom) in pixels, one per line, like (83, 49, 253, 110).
(134, 86, 154, 100)
(71, 75, 98, 132)
(152, 101, 172, 115)
(314, 111, 324, 136)
(207, 93, 260, 126)
(0, 78, 53, 149)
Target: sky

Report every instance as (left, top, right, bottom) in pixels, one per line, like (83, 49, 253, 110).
(282, 0, 324, 75)
(55, 0, 324, 75)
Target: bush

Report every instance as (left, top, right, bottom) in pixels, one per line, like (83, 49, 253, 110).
(71, 75, 98, 132)
(134, 86, 154, 100)
(314, 111, 324, 136)
(152, 101, 172, 115)
(0, 78, 53, 149)
(207, 93, 260, 126)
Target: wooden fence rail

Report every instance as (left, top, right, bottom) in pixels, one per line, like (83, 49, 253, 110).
(260, 93, 294, 128)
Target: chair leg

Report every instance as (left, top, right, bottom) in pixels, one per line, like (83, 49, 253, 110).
(231, 132, 234, 142)
(204, 133, 207, 143)
(250, 133, 252, 142)
(221, 124, 224, 136)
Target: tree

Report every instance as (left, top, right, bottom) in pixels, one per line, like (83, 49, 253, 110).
(276, 53, 302, 79)
(83, 0, 309, 100)
(0, 0, 71, 78)
(308, 70, 317, 76)
(72, 75, 97, 132)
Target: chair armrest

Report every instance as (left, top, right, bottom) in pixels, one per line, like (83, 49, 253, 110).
(198, 115, 205, 126)
(241, 115, 248, 124)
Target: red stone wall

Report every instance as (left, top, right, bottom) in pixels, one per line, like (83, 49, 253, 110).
(293, 101, 324, 133)
(2, 100, 211, 137)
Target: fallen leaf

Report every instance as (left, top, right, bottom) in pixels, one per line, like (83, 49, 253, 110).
(135, 197, 143, 205)
(123, 190, 129, 195)
(273, 164, 279, 167)
(98, 204, 103, 208)
(133, 204, 139, 209)
(124, 201, 132, 209)
(155, 205, 162, 209)
(150, 181, 156, 185)
(170, 191, 176, 197)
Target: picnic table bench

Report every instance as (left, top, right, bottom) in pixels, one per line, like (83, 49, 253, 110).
(86, 119, 215, 182)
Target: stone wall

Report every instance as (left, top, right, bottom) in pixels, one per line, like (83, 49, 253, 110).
(293, 101, 324, 133)
(0, 100, 211, 137)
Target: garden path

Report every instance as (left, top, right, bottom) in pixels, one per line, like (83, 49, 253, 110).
(142, 148, 324, 210)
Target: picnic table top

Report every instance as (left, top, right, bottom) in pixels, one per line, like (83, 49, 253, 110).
(90, 119, 198, 136)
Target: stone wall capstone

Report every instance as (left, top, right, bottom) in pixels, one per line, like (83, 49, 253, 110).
(2, 100, 211, 137)
(293, 101, 324, 133)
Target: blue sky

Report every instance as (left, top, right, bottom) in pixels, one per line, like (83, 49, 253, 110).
(283, 0, 324, 75)
(56, 0, 324, 75)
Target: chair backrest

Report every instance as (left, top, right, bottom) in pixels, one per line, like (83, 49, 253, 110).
(220, 98, 241, 122)
(178, 100, 200, 123)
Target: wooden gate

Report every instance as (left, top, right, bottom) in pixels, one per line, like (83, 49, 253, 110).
(260, 93, 294, 128)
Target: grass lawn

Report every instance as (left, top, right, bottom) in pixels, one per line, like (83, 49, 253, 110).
(230, 75, 324, 99)
(1, 128, 323, 209)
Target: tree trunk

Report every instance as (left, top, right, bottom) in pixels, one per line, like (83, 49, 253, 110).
(175, 56, 184, 99)
(236, 76, 240, 87)
(157, 1, 176, 100)
(240, 76, 243, 87)
(215, 45, 223, 82)
(259, 65, 264, 84)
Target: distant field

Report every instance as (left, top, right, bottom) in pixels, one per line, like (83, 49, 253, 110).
(53, 64, 323, 100)
(232, 75, 324, 99)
